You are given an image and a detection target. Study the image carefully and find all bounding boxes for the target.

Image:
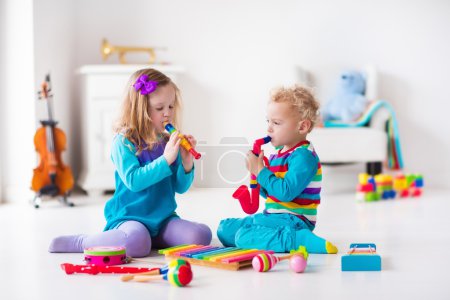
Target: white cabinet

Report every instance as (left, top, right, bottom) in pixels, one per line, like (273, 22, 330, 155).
(77, 64, 184, 195)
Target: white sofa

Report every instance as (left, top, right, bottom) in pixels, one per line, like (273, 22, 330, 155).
(309, 106, 390, 174)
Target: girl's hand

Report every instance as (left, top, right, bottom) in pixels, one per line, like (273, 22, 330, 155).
(163, 132, 181, 165)
(246, 150, 265, 176)
(180, 134, 196, 172)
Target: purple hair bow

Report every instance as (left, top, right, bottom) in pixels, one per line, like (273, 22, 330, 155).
(133, 74, 158, 95)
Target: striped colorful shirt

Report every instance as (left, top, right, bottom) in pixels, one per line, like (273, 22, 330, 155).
(257, 140, 321, 229)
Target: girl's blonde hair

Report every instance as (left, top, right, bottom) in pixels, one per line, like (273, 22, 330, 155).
(114, 68, 182, 153)
(270, 85, 320, 131)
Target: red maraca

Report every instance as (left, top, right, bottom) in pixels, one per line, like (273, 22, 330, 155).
(130, 259, 193, 287)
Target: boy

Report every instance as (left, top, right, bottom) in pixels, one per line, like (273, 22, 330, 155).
(218, 85, 338, 253)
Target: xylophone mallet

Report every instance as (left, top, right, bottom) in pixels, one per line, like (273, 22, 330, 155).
(121, 264, 169, 282)
(130, 259, 193, 287)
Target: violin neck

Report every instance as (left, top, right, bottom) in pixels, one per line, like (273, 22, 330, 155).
(37, 74, 61, 174)
(40, 73, 55, 123)
(46, 95, 54, 122)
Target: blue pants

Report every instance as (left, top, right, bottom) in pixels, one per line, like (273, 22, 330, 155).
(217, 213, 313, 253)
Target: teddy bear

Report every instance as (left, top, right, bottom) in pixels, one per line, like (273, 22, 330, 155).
(321, 70, 368, 122)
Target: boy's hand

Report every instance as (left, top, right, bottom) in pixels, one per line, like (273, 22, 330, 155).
(180, 134, 196, 172)
(246, 150, 265, 176)
(163, 132, 181, 165)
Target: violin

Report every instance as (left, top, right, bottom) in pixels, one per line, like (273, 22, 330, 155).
(31, 74, 74, 203)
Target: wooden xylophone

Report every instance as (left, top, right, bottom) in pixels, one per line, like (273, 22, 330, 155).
(159, 244, 274, 271)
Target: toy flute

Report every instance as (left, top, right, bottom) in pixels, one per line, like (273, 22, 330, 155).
(163, 122, 201, 159)
(233, 136, 271, 214)
(60, 263, 162, 275)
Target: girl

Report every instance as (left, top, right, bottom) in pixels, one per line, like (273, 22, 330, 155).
(49, 68, 212, 257)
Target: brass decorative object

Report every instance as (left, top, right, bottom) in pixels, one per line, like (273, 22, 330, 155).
(101, 39, 165, 64)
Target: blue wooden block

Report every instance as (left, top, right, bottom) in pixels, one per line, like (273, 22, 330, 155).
(341, 243, 381, 271)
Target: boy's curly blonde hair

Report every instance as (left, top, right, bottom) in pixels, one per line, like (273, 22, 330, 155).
(270, 85, 320, 132)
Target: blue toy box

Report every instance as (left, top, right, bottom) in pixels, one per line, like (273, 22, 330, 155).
(341, 243, 381, 271)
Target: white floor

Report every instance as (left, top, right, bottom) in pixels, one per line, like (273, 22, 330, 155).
(1, 188, 450, 300)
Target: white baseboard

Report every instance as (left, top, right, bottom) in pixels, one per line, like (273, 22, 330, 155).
(2, 184, 35, 204)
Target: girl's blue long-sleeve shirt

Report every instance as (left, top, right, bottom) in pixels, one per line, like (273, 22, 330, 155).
(103, 134, 194, 237)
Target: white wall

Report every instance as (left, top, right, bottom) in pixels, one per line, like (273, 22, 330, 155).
(72, 0, 450, 189)
(0, 0, 36, 202)
(4, 0, 450, 202)
(33, 0, 77, 175)
(0, 0, 5, 202)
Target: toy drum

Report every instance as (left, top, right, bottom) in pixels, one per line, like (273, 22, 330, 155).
(84, 246, 127, 266)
